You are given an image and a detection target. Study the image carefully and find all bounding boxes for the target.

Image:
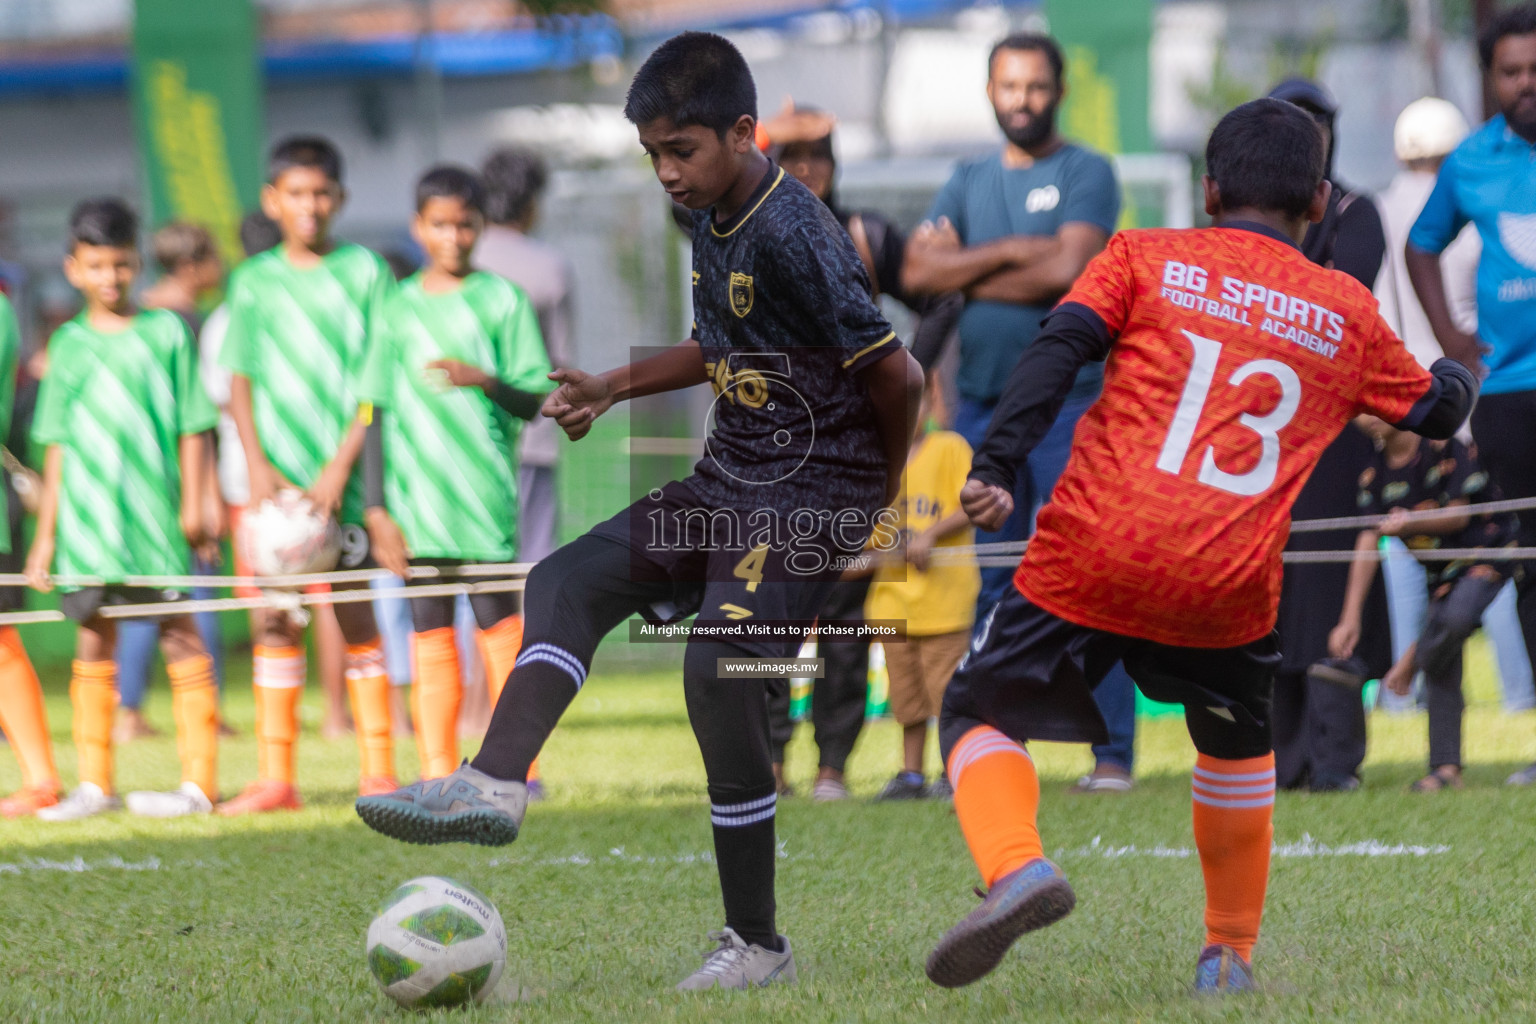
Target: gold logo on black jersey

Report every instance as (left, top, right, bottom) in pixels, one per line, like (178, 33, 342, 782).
(729, 272, 754, 318)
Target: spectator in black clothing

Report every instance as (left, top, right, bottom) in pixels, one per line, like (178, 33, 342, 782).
(1267, 79, 1388, 285)
(757, 101, 960, 800)
(1331, 420, 1519, 791)
(1269, 77, 1392, 792)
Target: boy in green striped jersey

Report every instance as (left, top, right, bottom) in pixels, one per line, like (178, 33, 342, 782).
(218, 137, 398, 813)
(25, 198, 222, 820)
(360, 165, 553, 782)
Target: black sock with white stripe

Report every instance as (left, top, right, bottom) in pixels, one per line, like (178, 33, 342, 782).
(709, 781, 780, 951)
(471, 642, 588, 782)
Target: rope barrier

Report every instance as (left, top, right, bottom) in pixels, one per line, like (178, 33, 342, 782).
(0, 577, 527, 627)
(1, 492, 1531, 628)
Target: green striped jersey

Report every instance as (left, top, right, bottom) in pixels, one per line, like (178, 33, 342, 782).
(32, 308, 218, 584)
(219, 243, 391, 525)
(0, 294, 19, 556)
(358, 271, 552, 561)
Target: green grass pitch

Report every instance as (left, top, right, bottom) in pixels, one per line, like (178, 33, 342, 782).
(2, 640, 1536, 1022)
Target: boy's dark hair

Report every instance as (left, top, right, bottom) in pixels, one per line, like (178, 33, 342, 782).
(152, 222, 216, 273)
(69, 197, 138, 250)
(1205, 98, 1326, 218)
(415, 164, 485, 215)
(988, 32, 1065, 86)
(267, 135, 343, 185)
(623, 31, 757, 134)
(481, 147, 548, 225)
(239, 211, 281, 257)
(1479, 2, 1536, 69)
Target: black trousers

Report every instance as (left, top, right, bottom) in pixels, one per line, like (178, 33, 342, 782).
(406, 559, 520, 633)
(1419, 573, 1505, 770)
(766, 578, 871, 772)
(1470, 391, 1536, 661)
(1272, 660, 1367, 789)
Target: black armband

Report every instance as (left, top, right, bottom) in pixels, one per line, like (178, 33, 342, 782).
(485, 380, 545, 421)
(363, 412, 385, 509)
(1392, 358, 1478, 441)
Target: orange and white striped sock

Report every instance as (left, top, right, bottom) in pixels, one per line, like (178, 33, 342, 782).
(70, 660, 118, 794)
(478, 615, 538, 782)
(0, 627, 58, 792)
(346, 638, 394, 783)
(253, 645, 304, 785)
(167, 654, 219, 799)
(1191, 752, 1275, 961)
(411, 627, 461, 780)
(947, 725, 1043, 886)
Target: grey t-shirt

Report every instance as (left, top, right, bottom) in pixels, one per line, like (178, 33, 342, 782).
(927, 144, 1120, 405)
(476, 225, 573, 467)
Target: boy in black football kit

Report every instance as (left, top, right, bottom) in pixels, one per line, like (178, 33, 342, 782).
(357, 32, 924, 990)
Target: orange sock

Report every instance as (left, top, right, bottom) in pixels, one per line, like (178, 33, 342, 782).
(70, 660, 118, 793)
(1191, 752, 1275, 961)
(254, 645, 304, 785)
(478, 615, 537, 782)
(346, 638, 394, 782)
(167, 654, 219, 799)
(412, 627, 461, 779)
(478, 614, 523, 707)
(0, 627, 58, 791)
(947, 725, 1042, 886)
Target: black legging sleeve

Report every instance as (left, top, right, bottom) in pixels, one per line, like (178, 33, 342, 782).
(967, 303, 1112, 494)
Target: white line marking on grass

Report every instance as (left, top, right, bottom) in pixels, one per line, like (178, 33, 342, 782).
(0, 855, 164, 874)
(1056, 833, 1451, 861)
(490, 841, 805, 869)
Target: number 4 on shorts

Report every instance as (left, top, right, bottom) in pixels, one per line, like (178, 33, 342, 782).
(733, 544, 768, 593)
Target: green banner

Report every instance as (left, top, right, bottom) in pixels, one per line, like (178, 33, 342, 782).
(1046, 0, 1154, 156)
(130, 0, 264, 264)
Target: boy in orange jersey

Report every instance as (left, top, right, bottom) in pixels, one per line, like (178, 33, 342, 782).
(926, 99, 1478, 994)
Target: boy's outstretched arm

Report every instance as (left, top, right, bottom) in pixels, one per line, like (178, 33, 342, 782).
(962, 304, 1111, 531)
(425, 360, 547, 420)
(859, 347, 924, 505)
(24, 445, 62, 592)
(543, 338, 709, 441)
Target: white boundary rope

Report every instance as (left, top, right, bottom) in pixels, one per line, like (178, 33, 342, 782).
(1, 494, 1532, 627)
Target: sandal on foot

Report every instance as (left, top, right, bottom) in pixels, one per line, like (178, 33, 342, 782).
(1410, 768, 1462, 792)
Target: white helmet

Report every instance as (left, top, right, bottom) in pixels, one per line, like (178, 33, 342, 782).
(1394, 97, 1470, 162)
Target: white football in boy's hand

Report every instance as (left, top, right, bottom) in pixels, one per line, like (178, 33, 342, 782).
(239, 489, 342, 578)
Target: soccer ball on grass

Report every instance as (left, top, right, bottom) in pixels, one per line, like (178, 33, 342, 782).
(366, 876, 507, 1009)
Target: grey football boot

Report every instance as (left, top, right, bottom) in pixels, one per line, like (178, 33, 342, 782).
(676, 928, 797, 991)
(355, 761, 527, 846)
(926, 858, 1076, 988)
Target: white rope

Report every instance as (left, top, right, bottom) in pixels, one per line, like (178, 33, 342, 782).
(0, 560, 536, 591)
(0, 493, 1530, 627)
(0, 577, 527, 627)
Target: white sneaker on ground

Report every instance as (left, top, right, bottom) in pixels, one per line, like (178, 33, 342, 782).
(811, 778, 849, 801)
(126, 782, 214, 818)
(676, 928, 797, 991)
(36, 782, 122, 822)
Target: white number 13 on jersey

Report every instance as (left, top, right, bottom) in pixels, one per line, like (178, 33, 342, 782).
(1155, 329, 1301, 497)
